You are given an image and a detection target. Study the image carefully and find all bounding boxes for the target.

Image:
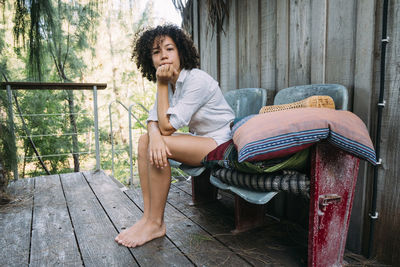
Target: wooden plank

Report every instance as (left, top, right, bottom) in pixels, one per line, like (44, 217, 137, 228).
(83, 171, 192, 266)
(30, 175, 82, 266)
(199, 0, 218, 80)
(0, 178, 34, 267)
(373, 0, 400, 265)
(325, 0, 356, 109)
(260, 0, 277, 104)
(219, 0, 237, 93)
(310, 0, 327, 84)
(288, 0, 311, 87)
(192, 0, 199, 52)
(169, 183, 305, 266)
(60, 172, 137, 266)
(124, 185, 250, 266)
(348, 0, 376, 253)
(238, 0, 260, 88)
(276, 0, 289, 91)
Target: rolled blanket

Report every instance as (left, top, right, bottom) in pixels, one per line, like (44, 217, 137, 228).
(212, 168, 310, 198)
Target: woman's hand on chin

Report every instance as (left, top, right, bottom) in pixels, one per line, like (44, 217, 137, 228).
(156, 64, 179, 86)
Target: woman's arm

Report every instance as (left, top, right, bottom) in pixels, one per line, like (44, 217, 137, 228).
(156, 64, 179, 136)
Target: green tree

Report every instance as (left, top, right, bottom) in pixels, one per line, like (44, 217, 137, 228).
(9, 0, 101, 174)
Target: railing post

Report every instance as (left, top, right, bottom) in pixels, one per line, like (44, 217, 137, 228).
(6, 85, 18, 180)
(128, 104, 134, 187)
(108, 101, 115, 177)
(93, 85, 100, 171)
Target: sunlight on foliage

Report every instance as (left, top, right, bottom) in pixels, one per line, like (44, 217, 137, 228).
(0, 0, 171, 186)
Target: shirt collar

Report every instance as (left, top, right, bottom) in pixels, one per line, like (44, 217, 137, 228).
(176, 68, 188, 84)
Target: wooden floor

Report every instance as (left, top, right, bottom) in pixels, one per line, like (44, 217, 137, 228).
(0, 171, 387, 267)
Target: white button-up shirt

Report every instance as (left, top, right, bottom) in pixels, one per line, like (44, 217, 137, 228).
(147, 68, 235, 145)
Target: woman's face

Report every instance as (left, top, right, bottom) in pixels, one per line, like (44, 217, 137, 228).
(151, 35, 181, 72)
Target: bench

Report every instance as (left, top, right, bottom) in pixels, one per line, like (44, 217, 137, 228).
(188, 84, 360, 267)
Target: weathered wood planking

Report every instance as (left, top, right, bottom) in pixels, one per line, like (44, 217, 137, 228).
(60, 172, 138, 266)
(83, 171, 192, 266)
(0, 179, 34, 267)
(373, 0, 400, 265)
(219, 0, 237, 93)
(238, 0, 260, 89)
(192, 0, 199, 52)
(348, 0, 376, 253)
(288, 0, 311, 87)
(199, 0, 218, 80)
(125, 186, 250, 266)
(325, 0, 356, 109)
(30, 175, 82, 266)
(276, 0, 290, 90)
(310, 0, 327, 84)
(260, 0, 277, 104)
(169, 184, 305, 266)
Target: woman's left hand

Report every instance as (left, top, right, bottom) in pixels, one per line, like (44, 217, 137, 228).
(156, 64, 179, 85)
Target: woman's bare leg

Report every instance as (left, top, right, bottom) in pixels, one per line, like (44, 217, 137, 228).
(115, 134, 152, 245)
(116, 134, 217, 248)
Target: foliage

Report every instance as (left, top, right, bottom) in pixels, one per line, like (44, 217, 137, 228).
(0, 0, 162, 185)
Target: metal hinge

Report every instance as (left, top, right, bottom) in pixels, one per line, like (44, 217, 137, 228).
(369, 211, 379, 219)
(318, 194, 342, 215)
(382, 36, 390, 43)
(377, 100, 386, 107)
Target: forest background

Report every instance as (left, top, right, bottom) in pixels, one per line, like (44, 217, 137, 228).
(0, 0, 183, 187)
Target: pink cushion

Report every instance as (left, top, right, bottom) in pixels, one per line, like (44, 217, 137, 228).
(232, 108, 376, 165)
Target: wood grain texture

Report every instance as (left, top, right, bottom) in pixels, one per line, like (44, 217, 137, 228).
(219, 0, 237, 93)
(238, 0, 260, 88)
(276, 0, 289, 90)
(288, 0, 311, 87)
(125, 186, 250, 266)
(83, 171, 192, 266)
(325, 0, 356, 109)
(310, 0, 327, 84)
(30, 175, 82, 266)
(373, 0, 400, 265)
(169, 184, 305, 266)
(260, 0, 277, 104)
(60, 172, 137, 267)
(192, 0, 199, 52)
(199, 0, 218, 80)
(0, 179, 34, 267)
(348, 0, 376, 253)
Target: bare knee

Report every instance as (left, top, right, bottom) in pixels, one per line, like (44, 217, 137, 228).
(137, 134, 149, 160)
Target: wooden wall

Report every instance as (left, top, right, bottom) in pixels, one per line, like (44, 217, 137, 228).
(189, 0, 399, 265)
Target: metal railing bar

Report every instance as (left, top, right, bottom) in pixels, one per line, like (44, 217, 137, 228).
(16, 112, 90, 117)
(17, 132, 91, 138)
(93, 85, 100, 171)
(109, 100, 148, 178)
(20, 151, 95, 160)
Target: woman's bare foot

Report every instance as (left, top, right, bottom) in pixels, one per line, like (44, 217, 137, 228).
(115, 217, 147, 244)
(116, 219, 166, 248)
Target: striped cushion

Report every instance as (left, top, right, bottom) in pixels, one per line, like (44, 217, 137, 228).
(232, 108, 376, 165)
(212, 168, 310, 197)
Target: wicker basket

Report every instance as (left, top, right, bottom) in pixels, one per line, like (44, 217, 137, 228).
(259, 95, 335, 114)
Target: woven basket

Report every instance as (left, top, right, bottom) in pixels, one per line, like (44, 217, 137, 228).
(259, 95, 335, 114)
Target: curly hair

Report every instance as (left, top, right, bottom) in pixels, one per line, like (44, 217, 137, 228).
(132, 24, 200, 83)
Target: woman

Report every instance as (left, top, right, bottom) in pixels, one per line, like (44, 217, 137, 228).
(115, 24, 234, 248)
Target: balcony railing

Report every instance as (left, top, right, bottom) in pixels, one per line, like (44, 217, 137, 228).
(1, 82, 107, 180)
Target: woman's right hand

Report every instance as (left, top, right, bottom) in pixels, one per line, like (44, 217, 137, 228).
(148, 132, 172, 169)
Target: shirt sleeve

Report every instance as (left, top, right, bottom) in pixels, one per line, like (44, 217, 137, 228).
(146, 98, 158, 123)
(166, 73, 216, 130)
